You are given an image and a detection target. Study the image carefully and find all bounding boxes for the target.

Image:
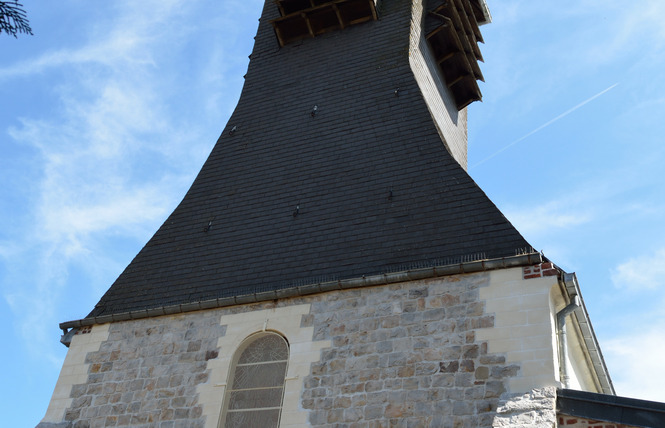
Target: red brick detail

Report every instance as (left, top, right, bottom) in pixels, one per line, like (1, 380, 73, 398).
(75, 325, 92, 335)
(523, 263, 559, 280)
(523, 265, 541, 279)
(557, 414, 633, 428)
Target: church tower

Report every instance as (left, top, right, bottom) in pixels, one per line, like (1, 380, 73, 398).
(39, 1, 634, 427)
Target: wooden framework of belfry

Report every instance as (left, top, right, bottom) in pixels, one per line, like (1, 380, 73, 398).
(271, 0, 378, 46)
(425, 0, 485, 109)
(272, 0, 486, 110)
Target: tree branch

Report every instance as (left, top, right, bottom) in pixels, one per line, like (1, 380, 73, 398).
(0, 1, 33, 38)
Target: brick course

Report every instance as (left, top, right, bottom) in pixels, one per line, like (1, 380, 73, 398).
(523, 263, 558, 280)
(558, 415, 642, 428)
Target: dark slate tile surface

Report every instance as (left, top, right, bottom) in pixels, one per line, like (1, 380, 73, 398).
(88, 0, 531, 318)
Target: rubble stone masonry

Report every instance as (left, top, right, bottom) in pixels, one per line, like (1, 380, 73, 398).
(302, 273, 517, 427)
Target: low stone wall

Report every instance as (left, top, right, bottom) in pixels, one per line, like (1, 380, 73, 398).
(492, 387, 557, 427)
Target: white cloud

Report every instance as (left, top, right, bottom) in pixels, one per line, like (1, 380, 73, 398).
(504, 201, 592, 239)
(480, 0, 665, 111)
(8, 72, 184, 258)
(1, 0, 232, 366)
(603, 322, 665, 402)
(611, 248, 665, 291)
(0, 3, 176, 81)
(553, 0, 665, 67)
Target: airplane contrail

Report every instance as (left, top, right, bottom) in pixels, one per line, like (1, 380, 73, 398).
(470, 83, 619, 169)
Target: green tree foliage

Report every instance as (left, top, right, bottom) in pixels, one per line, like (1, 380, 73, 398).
(0, 1, 32, 37)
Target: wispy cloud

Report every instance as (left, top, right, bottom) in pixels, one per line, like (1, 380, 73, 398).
(480, 0, 665, 112)
(1, 0, 234, 365)
(611, 248, 665, 291)
(505, 201, 593, 238)
(0, 0, 188, 81)
(501, 200, 593, 267)
(581, 0, 665, 65)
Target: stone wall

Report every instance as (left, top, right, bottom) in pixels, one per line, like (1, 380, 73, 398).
(40, 267, 565, 427)
(41, 324, 111, 426)
(42, 311, 225, 427)
(300, 272, 525, 427)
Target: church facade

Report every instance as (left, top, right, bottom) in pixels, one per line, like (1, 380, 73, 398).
(39, 0, 664, 427)
(41, 265, 609, 427)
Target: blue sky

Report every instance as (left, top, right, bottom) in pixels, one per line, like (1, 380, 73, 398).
(1, 0, 664, 425)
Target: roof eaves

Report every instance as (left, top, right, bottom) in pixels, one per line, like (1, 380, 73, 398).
(59, 252, 542, 335)
(557, 388, 665, 427)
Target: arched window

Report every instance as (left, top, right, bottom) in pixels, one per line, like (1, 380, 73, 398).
(220, 332, 289, 427)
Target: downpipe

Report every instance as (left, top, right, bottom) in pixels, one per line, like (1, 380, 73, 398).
(557, 295, 580, 388)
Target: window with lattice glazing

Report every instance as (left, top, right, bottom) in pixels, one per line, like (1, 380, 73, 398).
(220, 333, 289, 427)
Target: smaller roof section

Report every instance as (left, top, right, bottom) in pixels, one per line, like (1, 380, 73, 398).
(557, 388, 665, 428)
(272, 0, 378, 46)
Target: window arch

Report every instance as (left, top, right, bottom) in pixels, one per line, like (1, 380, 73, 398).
(220, 332, 289, 427)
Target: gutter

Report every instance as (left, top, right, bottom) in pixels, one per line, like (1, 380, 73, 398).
(59, 252, 542, 342)
(558, 271, 615, 395)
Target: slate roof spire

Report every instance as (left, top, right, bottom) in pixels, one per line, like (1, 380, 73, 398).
(84, 0, 531, 319)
